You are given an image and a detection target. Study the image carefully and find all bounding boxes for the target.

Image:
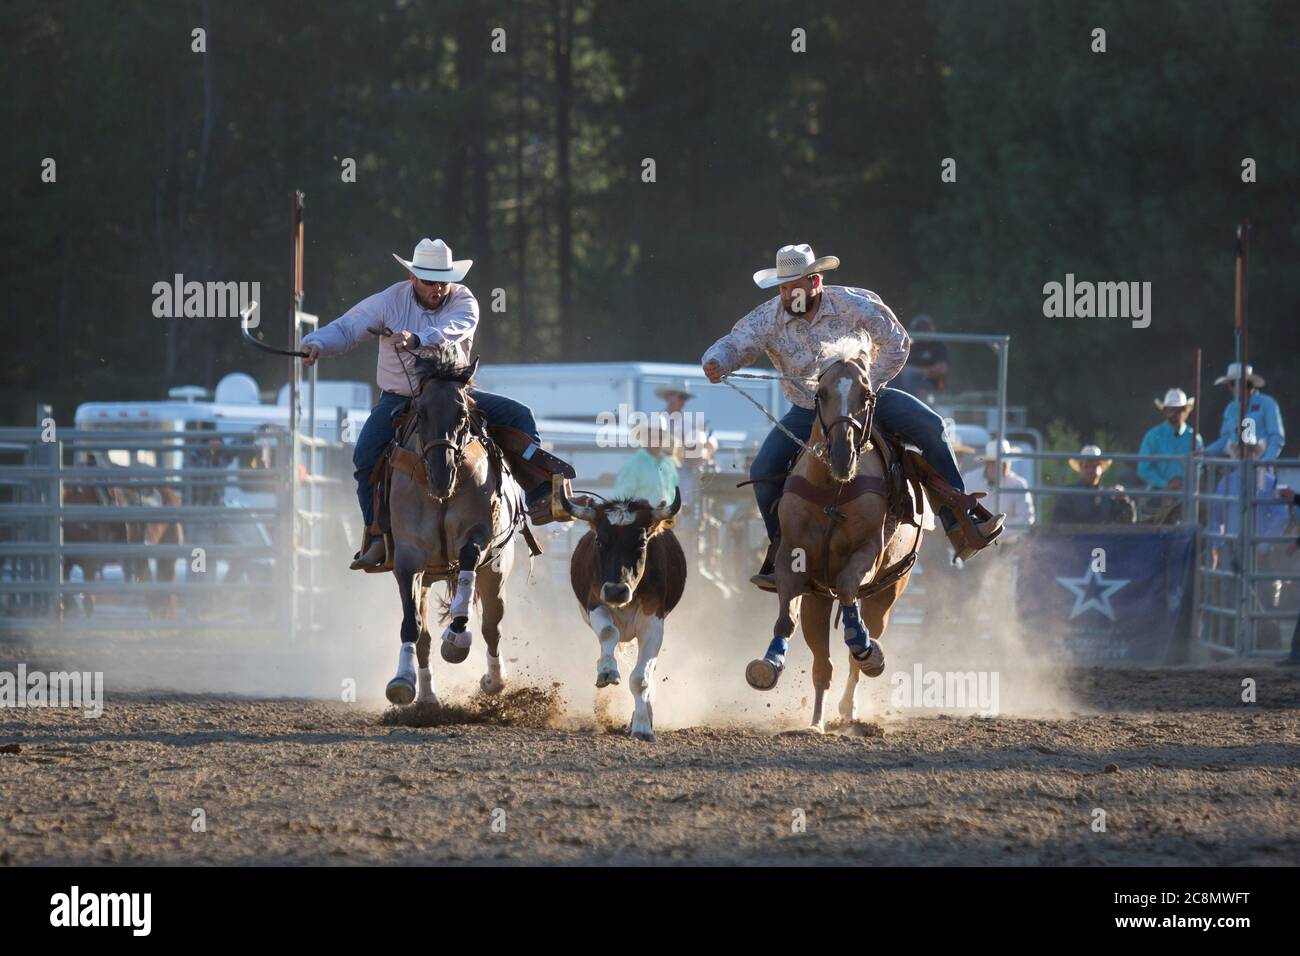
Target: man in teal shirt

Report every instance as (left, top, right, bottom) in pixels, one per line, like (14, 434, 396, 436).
(1139, 388, 1203, 491)
(1204, 363, 1285, 460)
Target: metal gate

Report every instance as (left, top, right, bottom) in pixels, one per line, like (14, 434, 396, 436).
(1193, 454, 1300, 656)
(0, 417, 345, 643)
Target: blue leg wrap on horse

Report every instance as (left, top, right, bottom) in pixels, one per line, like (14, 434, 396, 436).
(765, 636, 788, 665)
(841, 603, 870, 651)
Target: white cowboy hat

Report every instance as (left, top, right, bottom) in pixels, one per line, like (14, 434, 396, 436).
(392, 238, 472, 283)
(753, 243, 839, 289)
(1068, 444, 1114, 472)
(1154, 387, 1195, 410)
(1213, 362, 1264, 388)
(976, 439, 1020, 462)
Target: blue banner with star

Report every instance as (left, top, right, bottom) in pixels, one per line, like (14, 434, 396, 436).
(1015, 527, 1197, 663)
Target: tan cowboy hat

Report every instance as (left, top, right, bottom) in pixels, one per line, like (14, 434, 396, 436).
(654, 381, 696, 401)
(392, 238, 472, 282)
(1154, 387, 1194, 411)
(753, 243, 839, 289)
(1068, 444, 1113, 472)
(1213, 362, 1265, 388)
(976, 439, 1019, 463)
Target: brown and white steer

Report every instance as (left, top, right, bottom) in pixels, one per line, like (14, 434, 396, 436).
(559, 486, 686, 742)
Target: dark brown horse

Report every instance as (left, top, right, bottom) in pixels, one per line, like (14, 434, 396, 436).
(385, 348, 527, 706)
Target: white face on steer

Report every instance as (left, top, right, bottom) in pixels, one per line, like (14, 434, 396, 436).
(606, 503, 636, 526)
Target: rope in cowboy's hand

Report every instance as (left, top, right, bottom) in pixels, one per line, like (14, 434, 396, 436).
(717, 373, 831, 468)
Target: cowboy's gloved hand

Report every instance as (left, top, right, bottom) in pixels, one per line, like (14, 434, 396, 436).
(301, 343, 321, 367)
(702, 359, 723, 384)
(393, 330, 418, 351)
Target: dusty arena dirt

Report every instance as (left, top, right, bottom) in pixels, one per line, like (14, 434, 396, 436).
(2, 667, 1298, 865)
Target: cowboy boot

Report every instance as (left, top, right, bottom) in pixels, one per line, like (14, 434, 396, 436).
(749, 533, 781, 592)
(350, 529, 390, 572)
(526, 482, 560, 526)
(946, 512, 1006, 562)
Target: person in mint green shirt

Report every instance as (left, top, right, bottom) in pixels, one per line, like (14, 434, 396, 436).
(1138, 388, 1203, 491)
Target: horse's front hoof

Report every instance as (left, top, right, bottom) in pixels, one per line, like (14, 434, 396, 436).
(595, 668, 621, 688)
(851, 639, 886, 678)
(440, 624, 473, 664)
(631, 728, 656, 743)
(745, 656, 783, 691)
(386, 676, 416, 705)
(479, 673, 505, 695)
(440, 641, 471, 664)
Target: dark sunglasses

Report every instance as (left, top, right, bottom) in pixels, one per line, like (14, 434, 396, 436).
(416, 277, 449, 288)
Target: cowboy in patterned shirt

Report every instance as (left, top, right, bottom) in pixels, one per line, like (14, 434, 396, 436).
(702, 244, 1006, 588)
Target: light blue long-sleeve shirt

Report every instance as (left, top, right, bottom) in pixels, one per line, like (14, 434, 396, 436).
(1205, 391, 1285, 460)
(1209, 468, 1290, 540)
(1137, 422, 1202, 489)
(301, 281, 479, 396)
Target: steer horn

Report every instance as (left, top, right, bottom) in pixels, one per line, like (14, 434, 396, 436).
(555, 476, 597, 523)
(651, 487, 682, 523)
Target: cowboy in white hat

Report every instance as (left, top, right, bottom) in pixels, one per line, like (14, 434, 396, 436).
(300, 237, 574, 571)
(1137, 388, 1203, 492)
(1055, 445, 1136, 526)
(1204, 362, 1285, 460)
(960, 440, 1034, 542)
(701, 243, 1005, 588)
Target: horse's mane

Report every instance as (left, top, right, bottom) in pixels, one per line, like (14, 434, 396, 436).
(413, 346, 476, 389)
(816, 330, 877, 379)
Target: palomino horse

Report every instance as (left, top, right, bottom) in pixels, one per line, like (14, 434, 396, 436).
(62, 473, 184, 620)
(385, 348, 526, 706)
(745, 331, 923, 732)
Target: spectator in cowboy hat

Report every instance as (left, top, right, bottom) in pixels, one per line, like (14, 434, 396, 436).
(652, 381, 712, 536)
(1138, 388, 1203, 491)
(1054, 445, 1136, 526)
(960, 439, 1034, 542)
(654, 381, 696, 415)
(1205, 362, 1285, 460)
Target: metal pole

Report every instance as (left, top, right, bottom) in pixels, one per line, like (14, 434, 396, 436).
(1185, 347, 1201, 523)
(993, 336, 1010, 515)
(288, 191, 304, 640)
(1233, 222, 1250, 653)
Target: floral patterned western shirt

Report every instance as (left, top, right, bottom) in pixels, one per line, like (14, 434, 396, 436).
(701, 285, 911, 409)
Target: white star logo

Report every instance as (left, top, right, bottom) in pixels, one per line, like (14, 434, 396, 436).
(1054, 565, 1131, 622)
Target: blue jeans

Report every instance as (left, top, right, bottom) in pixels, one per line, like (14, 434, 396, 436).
(353, 389, 540, 529)
(747, 386, 965, 541)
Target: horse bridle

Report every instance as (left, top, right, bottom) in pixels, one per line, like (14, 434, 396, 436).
(410, 392, 475, 494)
(815, 364, 877, 455)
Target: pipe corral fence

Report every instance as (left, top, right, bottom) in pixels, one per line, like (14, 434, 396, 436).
(0, 413, 349, 642)
(983, 446, 1300, 657)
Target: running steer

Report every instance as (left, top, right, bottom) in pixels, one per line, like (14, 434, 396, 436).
(558, 486, 686, 742)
